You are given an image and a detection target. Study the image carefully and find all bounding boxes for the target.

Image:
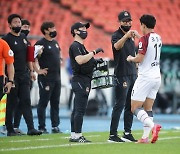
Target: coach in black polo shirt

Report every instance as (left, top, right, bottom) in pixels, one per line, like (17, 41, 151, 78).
(2, 14, 42, 136)
(34, 21, 61, 134)
(69, 22, 104, 143)
(108, 11, 141, 142)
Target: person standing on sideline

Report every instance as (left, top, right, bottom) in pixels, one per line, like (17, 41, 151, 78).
(69, 22, 104, 143)
(0, 39, 14, 100)
(13, 19, 32, 135)
(127, 14, 162, 144)
(108, 10, 141, 142)
(2, 14, 42, 136)
(34, 21, 62, 134)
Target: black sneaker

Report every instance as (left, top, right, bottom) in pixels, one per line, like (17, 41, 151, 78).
(27, 129, 42, 136)
(69, 137, 77, 142)
(121, 132, 137, 142)
(14, 128, 26, 135)
(39, 128, 49, 134)
(72, 136, 91, 143)
(7, 131, 21, 136)
(108, 135, 125, 143)
(52, 127, 62, 134)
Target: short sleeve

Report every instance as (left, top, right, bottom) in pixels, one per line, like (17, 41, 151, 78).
(70, 43, 82, 58)
(138, 35, 149, 55)
(111, 33, 119, 45)
(2, 39, 14, 64)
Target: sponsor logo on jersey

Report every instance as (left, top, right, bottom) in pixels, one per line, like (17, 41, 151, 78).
(123, 81, 128, 88)
(55, 44, 59, 48)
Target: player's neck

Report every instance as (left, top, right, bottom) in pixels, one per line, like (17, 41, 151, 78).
(144, 29, 154, 35)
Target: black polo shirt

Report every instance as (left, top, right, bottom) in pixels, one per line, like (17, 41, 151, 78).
(2, 33, 29, 74)
(69, 41, 95, 82)
(111, 28, 137, 77)
(35, 38, 61, 81)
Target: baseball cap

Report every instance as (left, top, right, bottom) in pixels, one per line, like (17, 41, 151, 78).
(118, 11, 132, 22)
(71, 22, 90, 36)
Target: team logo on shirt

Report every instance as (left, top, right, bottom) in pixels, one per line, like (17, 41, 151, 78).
(45, 86, 50, 91)
(8, 49, 14, 57)
(14, 41, 17, 45)
(86, 87, 90, 93)
(48, 46, 51, 49)
(123, 82, 127, 88)
(23, 39, 27, 44)
(138, 42, 143, 50)
(55, 44, 59, 48)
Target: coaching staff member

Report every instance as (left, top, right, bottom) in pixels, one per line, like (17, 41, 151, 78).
(69, 22, 104, 143)
(2, 14, 42, 136)
(108, 11, 140, 142)
(34, 21, 61, 134)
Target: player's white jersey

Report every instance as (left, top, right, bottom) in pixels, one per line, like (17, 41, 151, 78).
(138, 32, 162, 78)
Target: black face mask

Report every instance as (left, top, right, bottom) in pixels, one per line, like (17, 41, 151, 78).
(21, 30, 30, 36)
(78, 30, 88, 39)
(12, 26, 21, 33)
(120, 25, 131, 32)
(49, 31, 57, 38)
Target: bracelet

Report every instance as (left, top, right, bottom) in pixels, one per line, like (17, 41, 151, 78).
(30, 70, 34, 72)
(8, 80, 14, 84)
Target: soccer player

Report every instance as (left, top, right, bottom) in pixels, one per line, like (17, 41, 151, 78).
(127, 14, 162, 143)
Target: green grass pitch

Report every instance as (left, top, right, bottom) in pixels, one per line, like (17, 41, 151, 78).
(0, 130, 180, 154)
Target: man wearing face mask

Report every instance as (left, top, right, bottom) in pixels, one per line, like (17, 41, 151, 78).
(21, 19, 31, 37)
(34, 21, 62, 134)
(2, 14, 42, 136)
(108, 11, 141, 142)
(13, 19, 32, 135)
(69, 22, 104, 143)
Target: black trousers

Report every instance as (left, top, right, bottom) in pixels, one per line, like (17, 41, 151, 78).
(14, 80, 33, 128)
(110, 75, 136, 135)
(5, 73, 34, 133)
(70, 80, 90, 133)
(37, 77, 61, 129)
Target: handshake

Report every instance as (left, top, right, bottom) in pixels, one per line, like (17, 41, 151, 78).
(93, 48, 104, 55)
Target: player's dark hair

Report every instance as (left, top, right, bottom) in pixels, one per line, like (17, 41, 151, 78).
(21, 19, 30, 26)
(8, 14, 21, 24)
(41, 22, 55, 35)
(140, 14, 156, 29)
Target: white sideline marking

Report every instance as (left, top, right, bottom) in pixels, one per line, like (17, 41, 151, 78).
(0, 136, 180, 152)
(61, 135, 100, 139)
(158, 137, 180, 140)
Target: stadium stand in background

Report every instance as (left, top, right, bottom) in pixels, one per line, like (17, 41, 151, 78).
(0, 0, 180, 58)
(0, 0, 180, 113)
